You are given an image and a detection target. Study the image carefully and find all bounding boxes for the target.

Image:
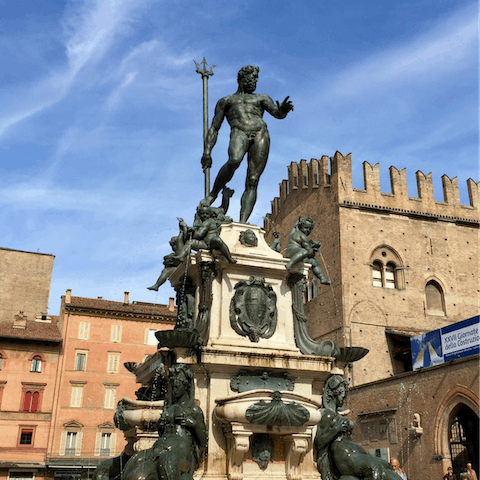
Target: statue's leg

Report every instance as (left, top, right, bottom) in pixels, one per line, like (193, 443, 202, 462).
(147, 267, 176, 291)
(304, 258, 331, 284)
(210, 236, 236, 264)
(310, 259, 331, 284)
(209, 130, 248, 203)
(240, 129, 270, 223)
(285, 248, 309, 270)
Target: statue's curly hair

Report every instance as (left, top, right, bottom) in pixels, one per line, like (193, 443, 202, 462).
(296, 215, 314, 228)
(237, 65, 259, 83)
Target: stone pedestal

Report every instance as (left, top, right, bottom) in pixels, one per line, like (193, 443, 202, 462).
(135, 223, 342, 480)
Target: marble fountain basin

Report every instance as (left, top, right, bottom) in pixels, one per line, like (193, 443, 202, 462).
(214, 389, 322, 427)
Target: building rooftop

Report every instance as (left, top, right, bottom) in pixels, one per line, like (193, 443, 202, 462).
(65, 295, 176, 320)
(0, 318, 62, 342)
(0, 246, 54, 257)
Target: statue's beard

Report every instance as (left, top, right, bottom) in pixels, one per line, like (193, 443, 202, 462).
(242, 79, 257, 93)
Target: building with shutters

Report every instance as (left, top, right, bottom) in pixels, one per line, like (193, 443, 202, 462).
(0, 249, 62, 480)
(0, 246, 177, 480)
(45, 290, 176, 480)
(0, 315, 62, 480)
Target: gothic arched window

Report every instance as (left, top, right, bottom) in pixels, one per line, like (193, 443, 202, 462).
(369, 246, 405, 290)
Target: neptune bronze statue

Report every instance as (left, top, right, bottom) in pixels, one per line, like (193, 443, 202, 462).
(202, 65, 293, 223)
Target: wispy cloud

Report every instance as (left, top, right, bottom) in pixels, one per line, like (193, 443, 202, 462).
(0, 0, 153, 138)
(319, 5, 477, 98)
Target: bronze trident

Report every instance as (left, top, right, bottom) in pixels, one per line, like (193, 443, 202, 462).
(194, 57, 216, 197)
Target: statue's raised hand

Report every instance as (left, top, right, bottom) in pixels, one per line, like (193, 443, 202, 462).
(201, 153, 212, 171)
(277, 96, 294, 114)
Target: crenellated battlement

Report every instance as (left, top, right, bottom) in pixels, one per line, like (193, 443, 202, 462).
(266, 152, 479, 228)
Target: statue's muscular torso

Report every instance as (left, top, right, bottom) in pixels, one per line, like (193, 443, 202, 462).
(220, 93, 270, 134)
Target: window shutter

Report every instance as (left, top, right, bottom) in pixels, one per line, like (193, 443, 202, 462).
(75, 431, 83, 456)
(59, 430, 67, 455)
(31, 392, 39, 412)
(104, 388, 117, 409)
(79, 322, 90, 339)
(111, 325, 122, 342)
(23, 391, 32, 411)
(71, 386, 83, 407)
(144, 328, 149, 344)
(104, 389, 110, 408)
(107, 354, 119, 373)
(110, 432, 117, 456)
(94, 432, 101, 456)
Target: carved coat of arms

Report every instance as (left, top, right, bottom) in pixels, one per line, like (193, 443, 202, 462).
(229, 276, 277, 342)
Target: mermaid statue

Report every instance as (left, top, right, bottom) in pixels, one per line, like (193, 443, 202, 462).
(314, 375, 402, 480)
(124, 364, 207, 480)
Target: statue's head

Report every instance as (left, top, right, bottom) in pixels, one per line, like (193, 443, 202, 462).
(238, 65, 259, 93)
(323, 374, 349, 411)
(273, 231, 280, 239)
(296, 215, 314, 236)
(169, 363, 194, 401)
(239, 229, 258, 247)
(169, 236, 178, 248)
(197, 204, 214, 221)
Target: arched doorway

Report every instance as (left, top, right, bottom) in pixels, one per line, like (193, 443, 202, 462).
(449, 405, 479, 479)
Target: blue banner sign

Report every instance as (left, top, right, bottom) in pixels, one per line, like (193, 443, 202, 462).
(411, 316, 479, 370)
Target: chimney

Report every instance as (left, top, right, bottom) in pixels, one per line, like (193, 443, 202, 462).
(66, 289, 72, 304)
(13, 312, 27, 329)
(124, 292, 130, 304)
(169, 297, 175, 312)
(97, 296, 103, 300)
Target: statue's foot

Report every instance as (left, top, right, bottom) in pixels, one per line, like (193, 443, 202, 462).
(205, 194, 215, 205)
(319, 278, 331, 285)
(228, 258, 237, 264)
(285, 262, 293, 271)
(147, 285, 159, 291)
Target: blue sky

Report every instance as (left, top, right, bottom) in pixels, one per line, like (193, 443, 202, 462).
(1, 0, 477, 315)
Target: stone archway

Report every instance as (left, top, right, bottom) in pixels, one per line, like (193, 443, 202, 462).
(449, 405, 479, 478)
(434, 385, 479, 475)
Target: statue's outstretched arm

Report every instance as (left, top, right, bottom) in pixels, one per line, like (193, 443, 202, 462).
(192, 221, 210, 241)
(202, 98, 226, 170)
(262, 95, 293, 119)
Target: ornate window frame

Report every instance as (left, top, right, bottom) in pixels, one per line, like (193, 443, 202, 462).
(20, 383, 46, 412)
(368, 245, 405, 290)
